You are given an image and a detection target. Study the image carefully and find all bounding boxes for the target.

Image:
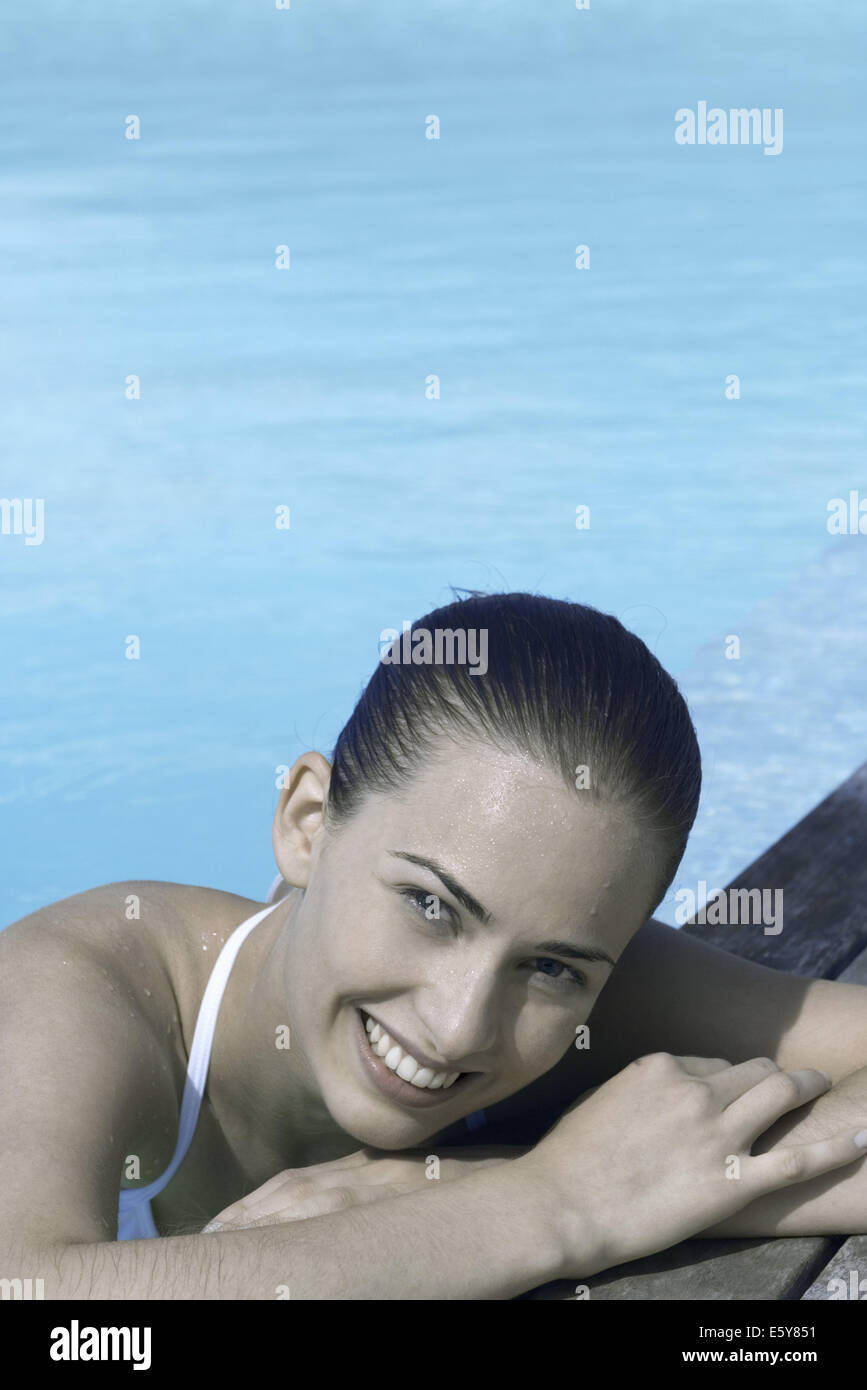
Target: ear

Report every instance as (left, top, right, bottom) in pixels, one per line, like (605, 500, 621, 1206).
(272, 752, 332, 889)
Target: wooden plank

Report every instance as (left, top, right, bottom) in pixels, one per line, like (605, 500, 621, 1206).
(522, 1237, 841, 1302)
(801, 1237, 867, 1300)
(679, 761, 867, 977)
(521, 774, 867, 1299)
(836, 943, 867, 988)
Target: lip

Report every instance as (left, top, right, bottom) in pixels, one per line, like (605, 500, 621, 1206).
(354, 1008, 473, 1109)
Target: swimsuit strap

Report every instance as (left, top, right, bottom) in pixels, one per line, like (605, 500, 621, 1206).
(119, 896, 285, 1206)
(266, 872, 293, 905)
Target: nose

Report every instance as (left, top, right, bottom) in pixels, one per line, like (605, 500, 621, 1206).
(415, 965, 502, 1069)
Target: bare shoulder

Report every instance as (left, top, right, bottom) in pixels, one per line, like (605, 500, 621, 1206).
(1, 880, 263, 1011)
(0, 879, 267, 1138)
(0, 881, 266, 1251)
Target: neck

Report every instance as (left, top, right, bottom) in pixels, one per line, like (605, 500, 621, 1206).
(206, 889, 359, 1180)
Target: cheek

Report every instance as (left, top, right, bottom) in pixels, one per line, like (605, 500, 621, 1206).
(312, 907, 397, 997)
(515, 1008, 587, 1071)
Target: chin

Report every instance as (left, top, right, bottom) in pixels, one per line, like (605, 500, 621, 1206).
(330, 1095, 444, 1151)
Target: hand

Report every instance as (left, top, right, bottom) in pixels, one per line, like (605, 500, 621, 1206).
(518, 1052, 867, 1278)
(200, 1144, 526, 1232)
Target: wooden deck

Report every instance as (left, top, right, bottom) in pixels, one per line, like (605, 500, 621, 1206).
(526, 761, 867, 1300)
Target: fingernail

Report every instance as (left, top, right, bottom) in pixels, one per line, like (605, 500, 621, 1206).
(201, 1220, 223, 1233)
(854, 1130, 867, 1149)
(818, 1071, 832, 1086)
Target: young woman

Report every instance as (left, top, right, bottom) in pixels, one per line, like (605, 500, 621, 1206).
(2, 592, 867, 1299)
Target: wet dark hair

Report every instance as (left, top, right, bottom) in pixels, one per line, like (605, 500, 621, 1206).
(325, 591, 701, 921)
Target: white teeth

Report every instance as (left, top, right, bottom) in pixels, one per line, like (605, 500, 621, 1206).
(397, 1054, 421, 1082)
(409, 1067, 435, 1088)
(362, 1013, 462, 1092)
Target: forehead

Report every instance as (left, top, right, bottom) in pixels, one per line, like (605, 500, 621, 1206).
(345, 737, 654, 953)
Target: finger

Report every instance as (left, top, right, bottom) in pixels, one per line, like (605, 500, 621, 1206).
(673, 1056, 733, 1077)
(699, 1056, 782, 1107)
(304, 1147, 382, 1171)
(218, 1181, 418, 1230)
(727, 1066, 832, 1140)
(206, 1172, 295, 1227)
(223, 1167, 300, 1209)
(434, 1144, 527, 1161)
(216, 1159, 413, 1227)
(299, 1181, 419, 1217)
(748, 1129, 867, 1193)
(207, 1170, 312, 1228)
(212, 1152, 379, 1222)
(204, 1195, 312, 1232)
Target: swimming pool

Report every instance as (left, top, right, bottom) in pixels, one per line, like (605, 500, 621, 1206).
(1, 0, 865, 927)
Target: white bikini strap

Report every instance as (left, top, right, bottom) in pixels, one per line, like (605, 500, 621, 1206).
(128, 896, 285, 1202)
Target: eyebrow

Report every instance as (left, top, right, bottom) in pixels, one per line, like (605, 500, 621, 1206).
(386, 850, 617, 969)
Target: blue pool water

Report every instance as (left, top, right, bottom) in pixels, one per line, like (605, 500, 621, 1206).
(1, 0, 865, 928)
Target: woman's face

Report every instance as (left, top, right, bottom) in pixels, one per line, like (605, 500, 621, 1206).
(278, 737, 662, 1150)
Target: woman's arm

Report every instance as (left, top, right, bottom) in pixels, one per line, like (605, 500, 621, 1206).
(701, 1063, 867, 1237)
(577, 921, 867, 1090)
(34, 1159, 566, 1300)
(198, 1146, 527, 1231)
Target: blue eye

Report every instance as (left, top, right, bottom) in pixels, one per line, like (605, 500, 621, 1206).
(532, 958, 587, 990)
(399, 886, 451, 924)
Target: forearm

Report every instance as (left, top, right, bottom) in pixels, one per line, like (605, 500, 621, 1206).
(41, 1159, 565, 1299)
(702, 1065, 867, 1238)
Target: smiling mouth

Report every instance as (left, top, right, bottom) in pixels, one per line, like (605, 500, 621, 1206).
(358, 1009, 469, 1093)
